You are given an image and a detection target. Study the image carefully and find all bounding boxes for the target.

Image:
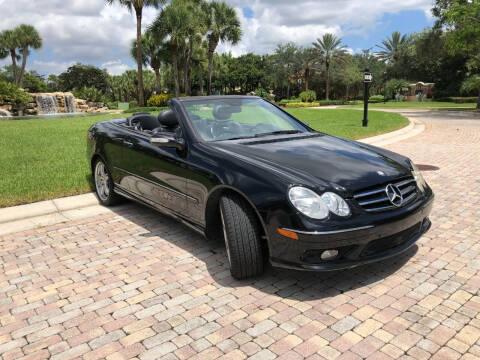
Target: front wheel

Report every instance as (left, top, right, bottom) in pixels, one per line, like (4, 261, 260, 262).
(220, 193, 264, 279)
(93, 159, 122, 206)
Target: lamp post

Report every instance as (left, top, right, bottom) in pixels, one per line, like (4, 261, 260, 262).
(363, 69, 372, 127)
(383, 70, 387, 104)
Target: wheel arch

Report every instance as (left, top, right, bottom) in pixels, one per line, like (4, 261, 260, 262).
(90, 153, 107, 172)
(204, 185, 270, 249)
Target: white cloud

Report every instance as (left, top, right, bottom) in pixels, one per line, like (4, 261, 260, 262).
(219, 0, 432, 55)
(102, 60, 132, 75)
(0, 0, 433, 74)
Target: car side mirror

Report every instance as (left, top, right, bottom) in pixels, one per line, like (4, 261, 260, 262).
(150, 135, 185, 150)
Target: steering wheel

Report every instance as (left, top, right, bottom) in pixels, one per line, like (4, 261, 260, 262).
(211, 121, 243, 140)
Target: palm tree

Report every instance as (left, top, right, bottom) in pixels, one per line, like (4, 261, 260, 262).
(105, 0, 166, 106)
(0, 30, 20, 83)
(205, 1, 241, 95)
(375, 31, 410, 64)
(296, 47, 318, 91)
(131, 30, 169, 93)
(15, 25, 42, 86)
(150, 0, 191, 97)
(313, 33, 347, 100)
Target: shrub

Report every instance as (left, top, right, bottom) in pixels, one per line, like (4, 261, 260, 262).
(123, 106, 168, 114)
(253, 88, 274, 101)
(0, 81, 32, 107)
(106, 101, 118, 110)
(435, 96, 478, 103)
(284, 100, 349, 108)
(147, 94, 173, 107)
(369, 95, 385, 103)
(72, 86, 105, 102)
(129, 100, 138, 108)
(385, 79, 410, 98)
(299, 90, 316, 102)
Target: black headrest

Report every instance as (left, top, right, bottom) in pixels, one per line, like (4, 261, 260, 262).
(158, 109, 179, 128)
(213, 104, 234, 121)
(128, 113, 160, 130)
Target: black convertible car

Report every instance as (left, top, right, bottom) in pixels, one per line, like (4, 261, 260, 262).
(87, 96, 434, 279)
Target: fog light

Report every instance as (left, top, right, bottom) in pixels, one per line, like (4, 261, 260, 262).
(321, 249, 339, 260)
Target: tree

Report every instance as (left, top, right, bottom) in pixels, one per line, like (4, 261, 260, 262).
(375, 31, 413, 78)
(15, 24, 42, 86)
(296, 47, 318, 91)
(59, 64, 109, 92)
(435, 0, 480, 103)
(105, 0, 166, 106)
(0, 30, 20, 83)
(313, 33, 347, 100)
(273, 42, 300, 99)
(340, 59, 363, 100)
(131, 30, 169, 93)
(150, 0, 192, 97)
(205, 1, 241, 95)
(461, 75, 480, 109)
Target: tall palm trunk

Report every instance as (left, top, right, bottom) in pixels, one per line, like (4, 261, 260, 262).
(154, 67, 161, 93)
(135, 9, 145, 106)
(10, 50, 17, 84)
(325, 60, 330, 101)
(172, 45, 180, 97)
(304, 68, 310, 91)
(18, 48, 28, 86)
(199, 66, 204, 95)
(477, 88, 480, 110)
(207, 34, 218, 95)
(185, 38, 193, 96)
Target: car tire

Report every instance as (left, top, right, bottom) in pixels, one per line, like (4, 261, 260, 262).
(93, 159, 122, 206)
(220, 193, 264, 279)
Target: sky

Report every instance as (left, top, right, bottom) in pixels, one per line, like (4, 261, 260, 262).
(0, 0, 435, 76)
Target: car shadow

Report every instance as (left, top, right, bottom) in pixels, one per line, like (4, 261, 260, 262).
(109, 202, 418, 301)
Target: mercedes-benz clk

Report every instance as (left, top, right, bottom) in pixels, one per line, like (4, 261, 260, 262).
(87, 96, 434, 279)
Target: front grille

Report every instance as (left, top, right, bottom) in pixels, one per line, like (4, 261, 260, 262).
(361, 222, 421, 257)
(353, 177, 418, 213)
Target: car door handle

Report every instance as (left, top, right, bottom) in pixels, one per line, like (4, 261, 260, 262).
(123, 140, 134, 147)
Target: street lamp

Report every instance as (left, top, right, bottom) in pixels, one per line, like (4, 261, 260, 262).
(363, 69, 372, 127)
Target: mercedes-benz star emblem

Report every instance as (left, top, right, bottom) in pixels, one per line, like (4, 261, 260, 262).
(385, 184, 403, 207)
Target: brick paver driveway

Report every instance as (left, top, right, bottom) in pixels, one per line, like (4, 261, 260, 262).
(1, 110, 479, 360)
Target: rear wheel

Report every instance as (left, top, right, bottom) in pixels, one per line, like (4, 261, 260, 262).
(220, 193, 264, 279)
(93, 159, 122, 206)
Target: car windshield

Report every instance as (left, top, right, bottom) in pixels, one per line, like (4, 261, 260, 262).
(182, 98, 309, 141)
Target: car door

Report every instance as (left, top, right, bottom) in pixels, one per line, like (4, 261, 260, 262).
(115, 130, 188, 215)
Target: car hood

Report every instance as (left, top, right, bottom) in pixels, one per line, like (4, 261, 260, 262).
(210, 133, 412, 193)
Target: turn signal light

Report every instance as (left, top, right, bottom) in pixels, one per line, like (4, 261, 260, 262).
(277, 228, 298, 240)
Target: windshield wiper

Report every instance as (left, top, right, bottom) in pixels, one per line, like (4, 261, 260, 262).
(254, 130, 302, 138)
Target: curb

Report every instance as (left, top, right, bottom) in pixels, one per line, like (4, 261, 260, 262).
(0, 111, 426, 236)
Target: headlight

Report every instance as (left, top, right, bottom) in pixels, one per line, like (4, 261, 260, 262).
(288, 187, 350, 219)
(410, 161, 427, 191)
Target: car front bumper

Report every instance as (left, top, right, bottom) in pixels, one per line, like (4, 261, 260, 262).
(269, 195, 433, 271)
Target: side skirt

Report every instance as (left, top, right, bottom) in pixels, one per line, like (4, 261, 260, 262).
(113, 185, 206, 237)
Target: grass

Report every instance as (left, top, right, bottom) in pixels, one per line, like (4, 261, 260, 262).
(288, 109, 408, 140)
(345, 100, 477, 110)
(0, 108, 408, 208)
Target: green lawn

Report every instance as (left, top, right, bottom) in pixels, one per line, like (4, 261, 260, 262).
(0, 109, 408, 207)
(345, 101, 477, 110)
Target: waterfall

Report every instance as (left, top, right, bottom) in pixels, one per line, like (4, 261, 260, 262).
(0, 109, 11, 117)
(35, 95, 58, 114)
(64, 95, 76, 113)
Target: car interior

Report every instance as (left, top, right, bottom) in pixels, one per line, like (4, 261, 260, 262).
(123, 104, 284, 141)
(124, 110, 180, 136)
(188, 104, 279, 141)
